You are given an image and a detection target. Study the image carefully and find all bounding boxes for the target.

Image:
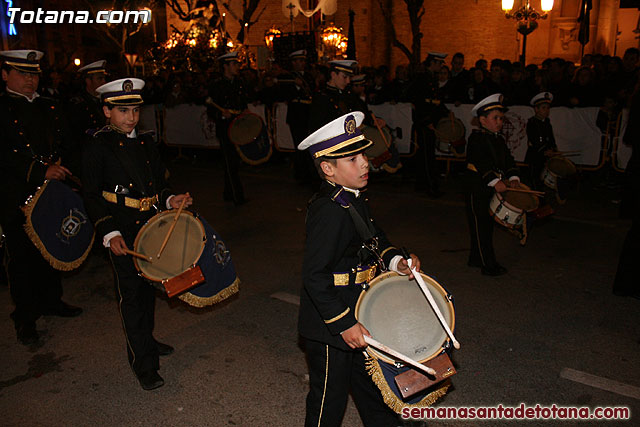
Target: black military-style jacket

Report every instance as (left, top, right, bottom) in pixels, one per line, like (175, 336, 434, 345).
(81, 126, 172, 242)
(299, 181, 401, 350)
(208, 76, 249, 137)
(69, 90, 106, 139)
(409, 70, 449, 126)
(308, 85, 371, 134)
(284, 70, 314, 127)
(524, 116, 557, 165)
(0, 91, 75, 223)
(466, 128, 519, 196)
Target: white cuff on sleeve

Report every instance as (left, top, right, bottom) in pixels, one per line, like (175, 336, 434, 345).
(508, 176, 520, 182)
(166, 195, 175, 209)
(488, 178, 500, 187)
(389, 255, 404, 273)
(103, 231, 122, 248)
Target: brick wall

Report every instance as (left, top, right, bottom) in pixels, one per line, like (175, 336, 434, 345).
(166, 0, 615, 73)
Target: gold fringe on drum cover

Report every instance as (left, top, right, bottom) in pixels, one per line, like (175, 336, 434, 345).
(177, 277, 240, 308)
(22, 181, 95, 271)
(365, 355, 450, 414)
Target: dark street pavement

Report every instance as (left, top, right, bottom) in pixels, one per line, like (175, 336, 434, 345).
(1, 153, 638, 426)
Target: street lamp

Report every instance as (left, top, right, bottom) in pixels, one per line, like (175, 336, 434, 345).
(502, 0, 554, 65)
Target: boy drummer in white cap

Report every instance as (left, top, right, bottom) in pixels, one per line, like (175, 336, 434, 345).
(297, 112, 420, 426)
(82, 78, 193, 390)
(465, 94, 520, 276)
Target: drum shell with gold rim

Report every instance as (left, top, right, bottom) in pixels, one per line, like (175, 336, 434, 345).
(489, 183, 539, 229)
(355, 271, 455, 365)
(541, 156, 577, 190)
(132, 210, 206, 283)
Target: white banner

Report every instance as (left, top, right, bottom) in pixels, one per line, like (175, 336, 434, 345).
(367, 103, 414, 154)
(273, 102, 296, 151)
(442, 104, 604, 166)
(614, 108, 632, 170)
(164, 104, 219, 148)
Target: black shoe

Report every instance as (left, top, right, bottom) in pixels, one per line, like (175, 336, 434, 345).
(16, 323, 39, 345)
(481, 264, 507, 276)
(467, 260, 483, 268)
(138, 371, 164, 390)
(156, 341, 174, 356)
(41, 301, 83, 317)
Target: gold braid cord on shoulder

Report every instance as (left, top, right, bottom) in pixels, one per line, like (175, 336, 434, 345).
(22, 181, 95, 271)
(365, 355, 450, 414)
(177, 277, 240, 308)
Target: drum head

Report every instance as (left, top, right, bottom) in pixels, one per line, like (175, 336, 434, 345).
(134, 211, 206, 282)
(504, 191, 539, 212)
(547, 157, 576, 177)
(228, 113, 263, 146)
(356, 272, 454, 365)
(436, 117, 465, 142)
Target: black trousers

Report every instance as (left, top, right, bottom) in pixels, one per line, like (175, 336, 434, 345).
(465, 191, 498, 268)
(3, 215, 62, 326)
(613, 170, 640, 295)
(217, 120, 245, 204)
(109, 250, 159, 376)
(415, 126, 439, 192)
(290, 122, 318, 188)
(304, 340, 399, 427)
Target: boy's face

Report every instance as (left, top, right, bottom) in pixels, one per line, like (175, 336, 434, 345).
(322, 153, 369, 189)
(330, 71, 351, 90)
(2, 68, 39, 97)
(479, 110, 504, 133)
(534, 103, 550, 119)
(103, 105, 140, 134)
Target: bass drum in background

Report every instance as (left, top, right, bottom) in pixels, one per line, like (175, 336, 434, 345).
(228, 112, 272, 165)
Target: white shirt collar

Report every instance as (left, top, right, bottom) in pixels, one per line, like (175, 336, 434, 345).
(7, 87, 39, 102)
(342, 186, 361, 198)
(127, 129, 137, 139)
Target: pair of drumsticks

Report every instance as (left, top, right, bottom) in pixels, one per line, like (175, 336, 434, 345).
(124, 197, 189, 263)
(364, 252, 460, 377)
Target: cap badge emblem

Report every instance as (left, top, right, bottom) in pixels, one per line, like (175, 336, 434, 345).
(122, 79, 133, 92)
(344, 116, 356, 135)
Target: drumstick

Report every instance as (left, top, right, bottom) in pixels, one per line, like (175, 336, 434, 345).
(156, 196, 187, 259)
(363, 335, 437, 376)
(550, 150, 581, 155)
(204, 97, 242, 116)
(401, 252, 460, 350)
(505, 188, 545, 196)
(370, 113, 391, 149)
(124, 249, 153, 263)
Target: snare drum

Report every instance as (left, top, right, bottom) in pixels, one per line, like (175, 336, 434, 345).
(133, 211, 239, 306)
(435, 115, 466, 156)
(489, 184, 539, 229)
(355, 271, 454, 411)
(228, 112, 272, 165)
(362, 125, 393, 168)
(541, 156, 576, 190)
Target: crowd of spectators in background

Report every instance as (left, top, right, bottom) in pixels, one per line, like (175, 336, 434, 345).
(3, 47, 638, 118)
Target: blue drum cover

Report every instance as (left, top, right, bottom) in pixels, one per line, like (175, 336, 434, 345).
(234, 128, 272, 166)
(23, 180, 94, 271)
(178, 215, 239, 308)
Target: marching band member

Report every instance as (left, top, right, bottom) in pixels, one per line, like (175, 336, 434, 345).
(298, 112, 420, 426)
(465, 94, 520, 276)
(82, 78, 193, 390)
(525, 92, 557, 190)
(69, 60, 108, 143)
(0, 49, 82, 346)
(207, 51, 247, 206)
